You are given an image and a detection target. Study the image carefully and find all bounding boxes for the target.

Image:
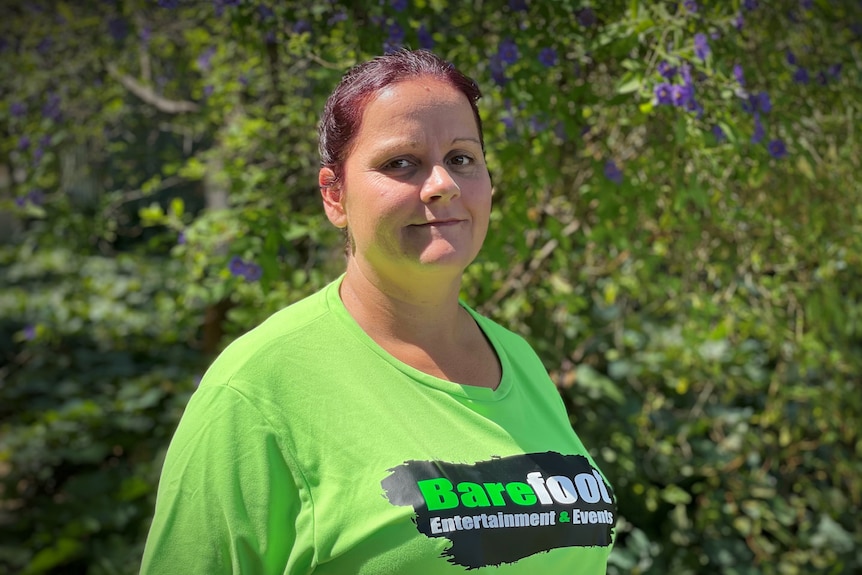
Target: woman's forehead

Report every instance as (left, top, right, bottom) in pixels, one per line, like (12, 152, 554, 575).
(357, 79, 477, 137)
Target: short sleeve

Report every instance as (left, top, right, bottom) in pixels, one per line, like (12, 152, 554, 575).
(140, 384, 314, 574)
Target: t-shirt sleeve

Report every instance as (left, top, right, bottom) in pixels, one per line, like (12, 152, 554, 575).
(140, 383, 313, 575)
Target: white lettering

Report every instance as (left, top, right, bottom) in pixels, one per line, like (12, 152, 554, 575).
(546, 475, 578, 504)
(430, 516, 442, 534)
(526, 471, 553, 504)
(574, 473, 601, 503)
(593, 470, 614, 504)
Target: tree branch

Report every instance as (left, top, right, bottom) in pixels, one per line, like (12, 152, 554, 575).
(106, 63, 199, 114)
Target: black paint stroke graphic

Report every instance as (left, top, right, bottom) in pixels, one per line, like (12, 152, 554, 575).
(381, 452, 616, 569)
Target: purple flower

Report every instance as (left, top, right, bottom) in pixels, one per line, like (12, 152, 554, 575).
(654, 83, 673, 105)
(743, 0, 758, 10)
(203, 84, 214, 97)
(577, 7, 597, 27)
(785, 50, 797, 66)
(671, 84, 691, 107)
(258, 4, 275, 20)
(509, 0, 528, 11)
(383, 22, 405, 53)
(213, 0, 241, 17)
(293, 20, 312, 34)
(680, 62, 693, 86)
(712, 124, 726, 142)
(390, 0, 408, 11)
(328, 10, 347, 24)
(18, 136, 30, 150)
(604, 160, 623, 185)
(498, 38, 519, 65)
(751, 114, 765, 144)
(229, 256, 246, 276)
(239, 74, 249, 86)
(684, 0, 698, 13)
(694, 33, 710, 61)
(140, 26, 151, 44)
(768, 139, 787, 158)
(554, 122, 567, 141)
(733, 63, 745, 85)
(685, 97, 703, 117)
(489, 56, 508, 86)
(529, 115, 549, 133)
(28, 189, 45, 205)
(36, 37, 52, 55)
(501, 115, 515, 130)
(417, 24, 434, 50)
(733, 12, 744, 30)
(828, 63, 842, 80)
(178, 231, 186, 245)
(793, 67, 810, 84)
(228, 257, 263, 282)
(756, 91, 772, 113)
(657, 61, 677, 80)
(243, 263, 262, 282)
(158, 0, 180, 7)
(538, 47, 557, 67)
(197, 47, 215, 72)
(23, 325, 37, 341)
(10, 102, 26, 117)
(16, 189, 44, 207)
(108, 17, 128, 41)
(800, 0, 812, 10)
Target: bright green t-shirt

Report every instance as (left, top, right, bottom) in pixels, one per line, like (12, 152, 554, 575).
(141, 277, 616, 574)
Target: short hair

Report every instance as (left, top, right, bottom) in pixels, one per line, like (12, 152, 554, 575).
(318, 49, 484, 185)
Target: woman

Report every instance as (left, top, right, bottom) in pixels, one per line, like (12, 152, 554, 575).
(141, 49, 615, 574)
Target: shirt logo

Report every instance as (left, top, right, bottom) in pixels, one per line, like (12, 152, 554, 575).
(381, 451, 616, 569)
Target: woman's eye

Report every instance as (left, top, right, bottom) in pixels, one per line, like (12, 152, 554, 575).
(449, 154, 474, 166)
(385, 158, 413, 169)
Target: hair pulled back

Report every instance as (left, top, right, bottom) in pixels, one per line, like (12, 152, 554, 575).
(318, 49, 484, 184)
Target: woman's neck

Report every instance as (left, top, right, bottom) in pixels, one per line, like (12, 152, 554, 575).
(339, 257, 468, 348)
(338, 258, 501, 390)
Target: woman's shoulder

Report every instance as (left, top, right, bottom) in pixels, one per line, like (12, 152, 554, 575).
(462, 302, 535, 352)
(202, 281, 342, 385)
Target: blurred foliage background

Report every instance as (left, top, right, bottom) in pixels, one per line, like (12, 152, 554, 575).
(1, 0, 860, 573)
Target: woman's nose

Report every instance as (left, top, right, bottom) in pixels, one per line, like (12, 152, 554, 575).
(420, 164, 461, 202)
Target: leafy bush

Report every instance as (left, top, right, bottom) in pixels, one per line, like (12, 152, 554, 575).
(1, 0, 860, 573)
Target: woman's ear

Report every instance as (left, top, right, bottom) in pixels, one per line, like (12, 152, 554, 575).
(319, 167, 347, 228)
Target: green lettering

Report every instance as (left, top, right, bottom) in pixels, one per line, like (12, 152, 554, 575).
(483, 482, 507, 506)
(457, 482, 491, 508)
(506, 482, 537, 506)
(418, 478, 459, 511)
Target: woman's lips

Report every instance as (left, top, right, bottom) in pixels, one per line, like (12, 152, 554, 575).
(413, 219, 464, 227)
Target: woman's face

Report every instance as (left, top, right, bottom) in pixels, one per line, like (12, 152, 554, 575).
(321, 77, 492, 282)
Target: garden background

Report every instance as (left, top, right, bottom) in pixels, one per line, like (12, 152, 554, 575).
(1, 0, 860, 573)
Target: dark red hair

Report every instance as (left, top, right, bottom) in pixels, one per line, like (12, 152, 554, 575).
(318, 49, 484, 184)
